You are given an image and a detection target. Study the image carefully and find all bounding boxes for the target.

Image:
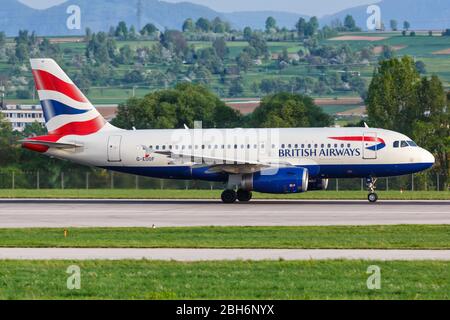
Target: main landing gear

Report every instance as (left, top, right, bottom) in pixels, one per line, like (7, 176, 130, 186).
(221, 189, 253, 203)
(366, 177, 378, 203)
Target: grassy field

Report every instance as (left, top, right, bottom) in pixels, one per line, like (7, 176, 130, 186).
(0, 225, 449, 249)
(0, 260, 448, 299)
(0, 189, 448, 200)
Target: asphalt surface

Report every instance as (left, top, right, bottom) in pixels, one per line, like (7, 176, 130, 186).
(0, 199, 449, 227)
(0, 248, 449, 261)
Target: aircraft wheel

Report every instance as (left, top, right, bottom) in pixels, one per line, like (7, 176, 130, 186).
(368, 193, 378, 203)
(221, 189, 237, 203)
(237, 189, 252, 202)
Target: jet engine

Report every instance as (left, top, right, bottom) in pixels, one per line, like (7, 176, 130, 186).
(308, 178, 329, 191)
(240, 167, 309, 194)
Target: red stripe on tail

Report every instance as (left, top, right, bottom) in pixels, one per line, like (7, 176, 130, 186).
(32, 69, 88, 103)
(49, 116, 105, 136)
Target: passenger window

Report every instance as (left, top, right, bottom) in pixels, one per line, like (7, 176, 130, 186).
(401, 141, 408, 148)
(288, 144, 292, 148)
(281, 144, 285, 148)
(155, 145, 160, 150)
(393, 141, 399, 148)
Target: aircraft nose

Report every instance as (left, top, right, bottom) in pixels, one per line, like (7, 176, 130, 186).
(421, 148, 435, 166)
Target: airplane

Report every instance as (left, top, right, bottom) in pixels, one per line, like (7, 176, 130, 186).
(21, 59, 435, 203)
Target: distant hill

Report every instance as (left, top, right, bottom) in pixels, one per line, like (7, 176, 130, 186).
(320, 0, 450, 31)
(225, 11, 308, 31)
(0, 0, 306, 36)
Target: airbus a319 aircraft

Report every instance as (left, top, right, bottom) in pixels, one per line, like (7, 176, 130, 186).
(21, 59, 435, 203)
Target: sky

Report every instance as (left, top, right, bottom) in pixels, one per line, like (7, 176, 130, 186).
(18, 0, 379, 16)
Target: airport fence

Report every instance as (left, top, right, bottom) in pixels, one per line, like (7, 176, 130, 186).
(0, 169, 448, 191)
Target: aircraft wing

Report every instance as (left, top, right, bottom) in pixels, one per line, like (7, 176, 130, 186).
(153, 150, 317, 174)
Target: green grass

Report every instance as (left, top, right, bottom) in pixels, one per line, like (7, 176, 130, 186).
(0, 260, 448, 299)
(0, 225, 449, 249)
(0, 189, 448, 200)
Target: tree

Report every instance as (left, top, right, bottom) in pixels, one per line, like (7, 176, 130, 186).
(366, 56, 421, 136)
(228, 78, 244, 97)
(413, 76, 449, 189)
(160, 30, 188, 57)
(84, 28, 93, 42)
(140, 23, 158, 36)
(403, 21, 410, 30)
(415, 60, 427, 74)
(390, 20, 398, 31)
(129, 26, 138, 40)
(0, 32, 5, 47)
(15, 43, 29, 63)
(118, 45, 134, 64)
(182, 18, 195, 32)
(111, 83, 241, 129)
(265, 16, 277, 33)
(344, 15, 357, 31)
(246, 34, 268, 58)
(212, 37, 229, 60)
(236, 51, 252, 72)
(250, 93, 333, 128)
(115, 21, 129, 39)
(295, 18, 307, 38)
(380, 45, 395, 60)
(305, 17, 319, 37)
(212, 17, 226, 33)
(0, 113, 17, 166)
(196, 17, 211, 32)
(243, 27, 252, 41)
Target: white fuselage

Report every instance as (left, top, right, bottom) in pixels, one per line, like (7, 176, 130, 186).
(43, 127, 435, 181)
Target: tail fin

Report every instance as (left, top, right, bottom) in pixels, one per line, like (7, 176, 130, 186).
(30, 58, 112, 136)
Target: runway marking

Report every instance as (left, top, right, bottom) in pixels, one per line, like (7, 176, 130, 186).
(0, 248, 449, 261)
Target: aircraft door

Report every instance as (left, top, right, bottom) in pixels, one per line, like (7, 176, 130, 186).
(362, 132, 377, 160)
(107, 135, 122, 162)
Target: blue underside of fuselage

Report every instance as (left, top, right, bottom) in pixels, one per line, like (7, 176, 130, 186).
(102, 162, 433, 181)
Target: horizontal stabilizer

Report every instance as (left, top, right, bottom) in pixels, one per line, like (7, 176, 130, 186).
(20, 139, 81, 149)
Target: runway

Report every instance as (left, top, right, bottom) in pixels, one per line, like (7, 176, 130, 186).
(0, 248, 449, 261)
(0, 199, 449, 227)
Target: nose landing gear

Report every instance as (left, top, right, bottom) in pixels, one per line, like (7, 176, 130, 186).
(366, 177, 378, 203)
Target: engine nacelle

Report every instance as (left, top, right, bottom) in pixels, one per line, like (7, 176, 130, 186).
(241, 167, 309, 194)
(308, 178, 329, 191)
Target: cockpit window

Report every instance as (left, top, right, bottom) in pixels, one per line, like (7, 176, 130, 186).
(393, 141, 399, 148)
(407, 141, 418, 147)
(401, 141, 408, 148)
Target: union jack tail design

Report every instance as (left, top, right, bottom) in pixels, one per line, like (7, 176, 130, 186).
(30, 58, 111, 137)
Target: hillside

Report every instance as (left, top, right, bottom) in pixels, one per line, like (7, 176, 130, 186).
(321, 0, 450, 30)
